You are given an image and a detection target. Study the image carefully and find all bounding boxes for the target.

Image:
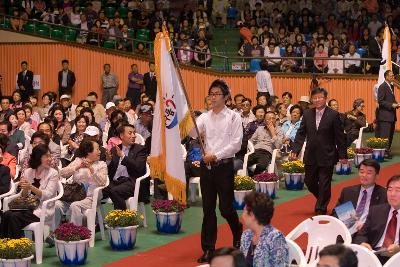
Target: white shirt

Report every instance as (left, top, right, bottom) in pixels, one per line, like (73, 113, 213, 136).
(328, 55, 344, 74)
(344, 52, 361, 68)
(356, 185, 375, 224)
(191, 106, 243, 160)
(112, 145, 130, 181)
(376, 207, 400, 248)
(316, 107, 326, 129)
(264, 46, 281, 64)
(256, 70, 274, 95)
(241, 111, 256, 128)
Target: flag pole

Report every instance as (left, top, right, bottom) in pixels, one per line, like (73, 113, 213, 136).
(162, 27, 208, 158)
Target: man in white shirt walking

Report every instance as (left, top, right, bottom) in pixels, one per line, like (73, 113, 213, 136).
(256, 59, 274, 98)
(192, 80, 243, 263)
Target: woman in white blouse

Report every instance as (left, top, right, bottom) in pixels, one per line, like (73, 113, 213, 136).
(56, 140, 108, 226)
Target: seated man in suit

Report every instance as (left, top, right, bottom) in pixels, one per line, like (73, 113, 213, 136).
(103, 123, 147, 210)
(353, 175, 400, 263)
(335, 159, 387, 232)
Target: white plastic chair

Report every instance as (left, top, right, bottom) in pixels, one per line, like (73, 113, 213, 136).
(347, 244, 382, 267)
(60, 143, 69, 159)
(383, 251, 400, 266)
(353, 123, 368, 149)
(299, 142, 306, 161)
(125, 163, 151, 227)
(0, 181, 18, 210)
(4, 181, 64, 264)
(286, 238, 307, 267)
(237, 140, 255, 176)
(189, 176, 201, 202)
(135, 133, 145, 145)
(84, 177, 110, 247)
(286, 215, 352, 265)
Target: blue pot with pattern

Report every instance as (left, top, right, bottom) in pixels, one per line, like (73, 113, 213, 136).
(55, 239, 89, 265)
(154, 211, 183, 234)
(233, 190, 253, 210)
(107, 225, 138, 250)
(255, 181, 278, 199)
(354, 153, 372, 167)
(284, 173, 305, 190)
(335, 160, 352, 175)
(372, 149, 385, 162)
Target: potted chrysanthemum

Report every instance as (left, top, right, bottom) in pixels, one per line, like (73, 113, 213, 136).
(151, 200, 185, 234)
(0, 238, 34, 266)
(366, 138, 388, 162)
(282, 160, 305, 190)
(252, 172, 279, 199)
(105, 209, 143, 250)
(54, 223, 91, 265)
(354, 147, 373, 166)
(233, 175, 255, 210)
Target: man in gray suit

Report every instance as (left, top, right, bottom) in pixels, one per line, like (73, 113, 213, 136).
(376, 70, 399, 158)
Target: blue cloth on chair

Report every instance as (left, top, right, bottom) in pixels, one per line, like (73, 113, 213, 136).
(357, 48, 367, 57)
(250, 59, 261, 72)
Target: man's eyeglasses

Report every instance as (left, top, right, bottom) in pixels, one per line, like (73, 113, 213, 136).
(312, 97, 325, 101)
(208, 93, 224, 97)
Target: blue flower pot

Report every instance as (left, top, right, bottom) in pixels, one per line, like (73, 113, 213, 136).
(55, 239, 89, 266)
(255, 181, 278, 199)
(108, 225, 138, 250)
(154, 212, 183, 234)
(354, 153, 372, 167)
(284, 173, 305, 190)
(335, 160, 353, 175)
(233, 190, 252, 210)
(372, 149, 385, 162)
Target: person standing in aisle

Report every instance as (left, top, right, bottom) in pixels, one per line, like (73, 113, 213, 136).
(191, 79, 243, 263)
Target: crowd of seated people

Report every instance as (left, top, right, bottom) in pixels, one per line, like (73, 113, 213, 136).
(236, 0, 400, 74)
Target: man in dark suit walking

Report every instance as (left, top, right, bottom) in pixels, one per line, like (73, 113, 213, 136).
(103, 123, 147, 209)
(376, 70, 399, 158)
(335, 159, 387, 231)
(17, 61, 34, 102)
(290, 87, 347, 215)
(58, 59, 76, 97)
(143, 62, 157, 102)
(353, 175, 400, 263)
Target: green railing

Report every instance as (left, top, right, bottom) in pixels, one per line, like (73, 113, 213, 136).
(0, 14, 383, 74)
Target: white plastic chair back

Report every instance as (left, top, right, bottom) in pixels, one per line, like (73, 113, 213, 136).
(0, 181, 18, 210)
(286, 238, 307, 267)
(383, 251, 400, 267)
(287, 215, 352, 265)
(237, 140, 255, 176)
(347, 244, 382, 267)
(181, 144, 187, 160)
(60, 143, 69, 159)
(299, 142, 306, 161)
(353, 123, 368, 149)
(135, 133, 145, 145)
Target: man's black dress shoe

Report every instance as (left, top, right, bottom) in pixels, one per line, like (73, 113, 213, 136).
(315, 210, 327, 215)
(385, 152, 393, 159)
(197, 250, 214, 263)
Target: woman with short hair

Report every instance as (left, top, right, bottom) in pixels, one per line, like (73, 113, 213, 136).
(344, 98, 367, 146)
(240, 191, 288, 267)
(56, 140, 108, 225)
(0, 144, 59, 238)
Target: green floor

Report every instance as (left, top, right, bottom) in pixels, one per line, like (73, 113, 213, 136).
(34, 132, 400, 266)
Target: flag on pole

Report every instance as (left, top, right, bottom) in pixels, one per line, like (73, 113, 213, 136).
(373, 25, 392, 100)
(149, 30, 194, 204)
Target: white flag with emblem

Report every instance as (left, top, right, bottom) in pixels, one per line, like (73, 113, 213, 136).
(373, 25, 392, 100)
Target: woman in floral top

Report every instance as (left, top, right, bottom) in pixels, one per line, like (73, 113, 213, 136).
(240, 191, 288, 267)
(50, 107, 72, 145)
(67, 115, 88, 159)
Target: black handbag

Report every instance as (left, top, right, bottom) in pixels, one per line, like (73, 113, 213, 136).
(60, 182, 86, 203)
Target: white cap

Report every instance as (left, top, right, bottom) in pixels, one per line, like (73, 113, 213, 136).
(84, 126, 100, 136)
(60, 94, 71, 100)
(105, 102, 116, 110)
(299, 96, 310, 103)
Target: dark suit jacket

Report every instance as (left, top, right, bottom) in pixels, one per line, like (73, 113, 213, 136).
(17, 70, 34, 91)
(353, 203, 394, 248)
(0, 165, 11, 195)
(296, 51, 314, 70)
(292, 107, 347, 166)
(335, 184, 387, 211)
(377, 82, 397, 122)
(108, 143, 147, 182)
(368, 37, 381, 68)
(58, 70, 76, 93)
(143, 72, 157, 101)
